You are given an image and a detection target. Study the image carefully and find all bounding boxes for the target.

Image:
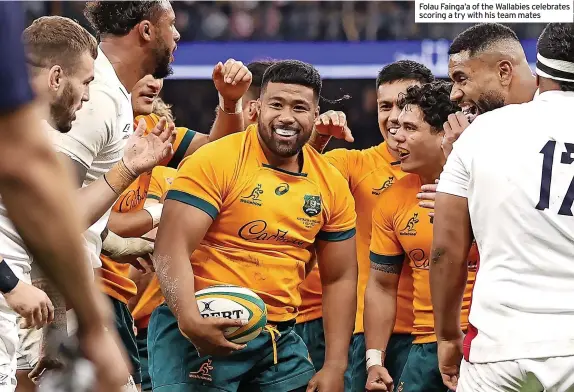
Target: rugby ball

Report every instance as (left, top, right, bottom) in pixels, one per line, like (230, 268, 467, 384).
(195, 285, 267, 344)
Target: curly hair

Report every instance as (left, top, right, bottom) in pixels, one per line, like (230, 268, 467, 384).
(262, 60, 322, 101)
(397, 81, 458, 133)
(84, 1, 165, 37)
(152, 97, 174, 122)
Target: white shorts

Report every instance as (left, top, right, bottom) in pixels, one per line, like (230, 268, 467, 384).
(0, 300, 19, 392)
(458, 356, 574, 392)
(15, 324, 41, 371)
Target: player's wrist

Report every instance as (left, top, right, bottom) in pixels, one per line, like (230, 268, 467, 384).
(143, 204, 163, 228)
(0, 261, 19, 294)
(366, 348, 385, 371)
(322, 359, 348, 373)
(104, 160, 138, 196)
(218, 93, 242, 115)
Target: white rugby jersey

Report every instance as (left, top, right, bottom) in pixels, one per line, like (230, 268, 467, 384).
(438, 90, 574, 363)
(50, 47, 133, 268)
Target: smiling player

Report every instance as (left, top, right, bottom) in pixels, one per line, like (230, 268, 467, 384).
(365, 81, 477, 392)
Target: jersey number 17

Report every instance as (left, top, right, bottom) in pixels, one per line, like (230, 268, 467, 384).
(536, 140, 574, 216)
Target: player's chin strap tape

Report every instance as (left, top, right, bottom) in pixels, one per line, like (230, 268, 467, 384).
(0, 260, 19, 294)
(536, 53, 574, 83)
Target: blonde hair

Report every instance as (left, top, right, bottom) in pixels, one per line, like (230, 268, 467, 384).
(152, 97, 174, 122)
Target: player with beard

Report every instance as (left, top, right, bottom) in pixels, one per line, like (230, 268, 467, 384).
(150, 60, 357, 392)
(297, 61, 434, 391)
(0, 5, 128, 392)
(418, 23, 538, 216)
(431, 23, 574, 392)
(366, 81, 477, 392)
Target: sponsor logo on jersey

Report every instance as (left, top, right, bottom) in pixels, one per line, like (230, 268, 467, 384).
(238, 220, 305, 247)
(241, 184, 264, 206)
(400, 213, 419, 236)
(372, 176, 395, 195)
(275, 183, 289, 196)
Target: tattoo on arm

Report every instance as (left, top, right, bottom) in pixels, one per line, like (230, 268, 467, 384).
(431, 248, 445, 264)
(370, 262, 401, 274)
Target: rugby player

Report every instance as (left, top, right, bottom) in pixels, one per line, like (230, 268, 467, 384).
(365, 81, 477, 392)
(431, 23, 574, 391)
(151, 60, 358, 392)
(298, 60, 434, 390)
(0, 5, 127, 392)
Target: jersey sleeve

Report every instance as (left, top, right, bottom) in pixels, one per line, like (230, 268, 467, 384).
(147, 167, 176, 201)
(317, 173, 357, 242)
(50, 89, 117, 169)
(437, 124, 476, 198)
(0, 3, 34, 113)
(164, 127, 196, 169)
(369, 198, 404, 266)
(165, 143, 229, 220)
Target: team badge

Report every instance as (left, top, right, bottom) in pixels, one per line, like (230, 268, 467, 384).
(303, 195, 321, 217)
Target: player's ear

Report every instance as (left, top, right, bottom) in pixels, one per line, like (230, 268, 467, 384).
(138, 21, 153, 43)
(248, 101, 258, 122)
(48, 65, 62, 91)
(498, 60, 513, 87)
(255, 99, 262, 117)
(314, 106, 320, 121)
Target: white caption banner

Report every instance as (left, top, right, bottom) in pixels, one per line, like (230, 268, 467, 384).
(415, 0, 574, 23)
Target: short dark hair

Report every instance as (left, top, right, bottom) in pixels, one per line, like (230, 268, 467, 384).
(449, 23, 519, 56)
(84, 1, 165, 37)
(537, 23, 574, 92)
(261, 60, 322, 100)
(247, 60, 275, 98)
(23, 16, 98, 74)
(376, 60, 434, 88)
(398, 81, 458, 133)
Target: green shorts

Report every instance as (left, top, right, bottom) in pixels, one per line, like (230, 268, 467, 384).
(294, 317, 325, 371)
(148, 304, 315, 392)
(110, 296, 141, 385)
(345, 333, 413, 392)
(396, 342, 447, 392)
(136, 328, 151, 391)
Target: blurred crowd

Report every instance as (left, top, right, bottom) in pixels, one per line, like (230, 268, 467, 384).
(19, 1, 545, 150)
(26, 0, 546, 41)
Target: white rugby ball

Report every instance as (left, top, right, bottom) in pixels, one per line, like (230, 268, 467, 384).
(195, 285, 267, 344)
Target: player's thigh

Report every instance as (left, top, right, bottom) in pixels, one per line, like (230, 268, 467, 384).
(344, 333, 366, 392)
(136, 328, 152, 392)
(241, 323, 315, 392)
(385, 333, 414, 384)
(396, 342, 447, 392)
(110, 296, 142, 386)
(458, 358, 543, 392)
(293, 317, 325, 372)
(521, 356, 574, 392)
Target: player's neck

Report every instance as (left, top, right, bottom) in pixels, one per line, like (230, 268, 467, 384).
(99, 39, 146, 92)
(259, 141, 302, 173)
(417, 163, 443, 186)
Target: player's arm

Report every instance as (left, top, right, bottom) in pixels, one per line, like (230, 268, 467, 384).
(315, 235, 357, 372)
(53, 95, 174, 229)
(430, 141, 473, 342)
(174, 60, 252, 158)
(363, 200, 403, 390)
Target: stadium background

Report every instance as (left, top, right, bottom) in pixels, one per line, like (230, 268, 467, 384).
(23, 1, 546, 151)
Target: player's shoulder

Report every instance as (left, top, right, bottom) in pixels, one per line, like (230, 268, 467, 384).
(178, 130, 246, 169)
(306, 145, 349, 182)
(152, 165, 177, 179)
(380, 174, 419, 205)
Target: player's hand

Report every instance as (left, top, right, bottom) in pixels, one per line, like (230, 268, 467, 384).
(437, 336, 464, 391)
(365, 365, 394, 391)
(123, 117, 176, 175)
(417, 179, 439, 218)
(78, 325, 131, 392)
(29, 353, 64, 383)
(306, 363, 345, 392)
(442, 112, 470, 159)
(179, 316, 247, 357)
(102, 232, 154, 260)
(314, 110, 354, 142)
(213, 59, 252, 102)
(5, 281, 54, 329)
